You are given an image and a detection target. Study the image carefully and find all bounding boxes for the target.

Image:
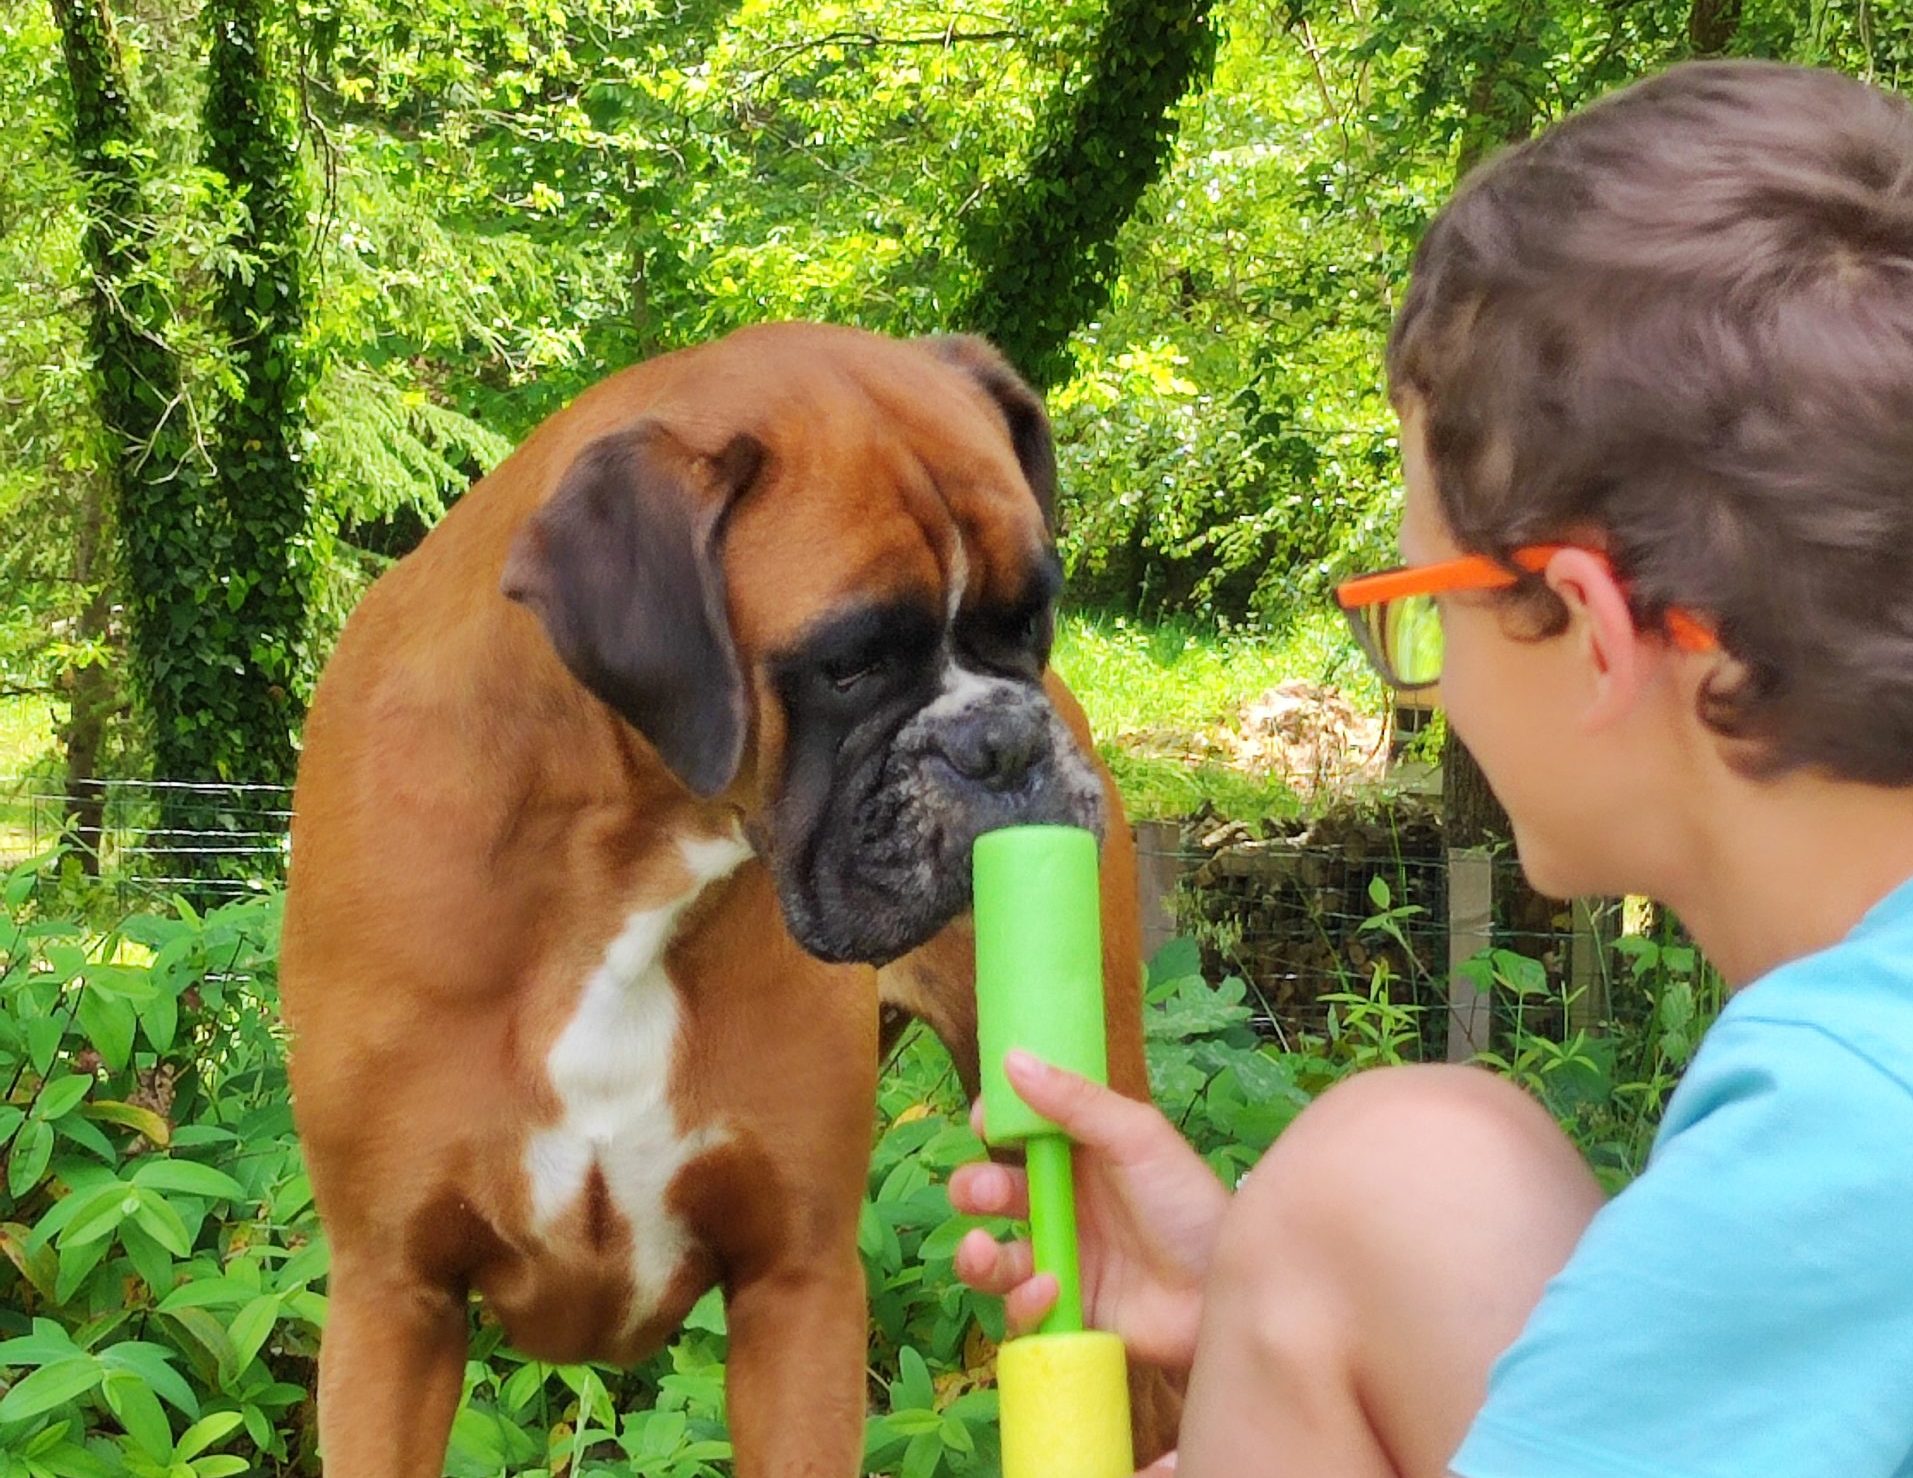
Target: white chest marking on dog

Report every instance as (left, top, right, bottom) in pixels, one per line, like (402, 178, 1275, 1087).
(525, 829, 751, 1325)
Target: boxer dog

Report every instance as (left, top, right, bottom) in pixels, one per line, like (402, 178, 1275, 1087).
(280, 323, 1174, 1476)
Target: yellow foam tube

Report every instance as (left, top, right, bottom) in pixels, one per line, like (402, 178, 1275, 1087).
(998, 1330, 1135, 1478)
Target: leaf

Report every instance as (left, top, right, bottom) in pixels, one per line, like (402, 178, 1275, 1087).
(624, 1408, 687, 1460)
(681, 1286, 725, 1334)
(158, 1277, 257, 1313)
(81, 1101, 172, 1147)
(0, 1358, 103, 1424)
(25, 1017, 63, 1077)
(138, 989, 179, 1056)
(8, 1119, 53, 1198)
(1145, 935, 1202, 987)
(75, 991, 135, 1073)
(3, 861, 40, 910)
(446, 1405, 509, 1476)
(917, 1215, 987, 1262)
(891, 1345, 936, 1414)
(901, 1428, 943, 1478)
(194, 1459, 252, 1478)
(34, 1075, 94, 1124)
(51, 1110, 117, 1166)
(224, 1294, 282, 1376)
(96, 1342, 197, 1417)
(131, 1189, 195, 1257)
(940, 1408, 976, 1454)
(33, 1180, 127, 1250)
(60, 1188, 136, 1250)
(240, 1403, 273, 1451)
(104, 1369, 175, 1463)
(159, 1307, 239, 1385)
(120, 1219, 181, 1305)
(174, 1412, 243, 1462)
(0, 1222, 55, 1298)
(0, 1324, 84, 1367)
(0, 1223, 58, 1292)
(54, 1236, 109, 1304)
(496, 1359, 546, 1418)
(132, 1161, 246, 1202)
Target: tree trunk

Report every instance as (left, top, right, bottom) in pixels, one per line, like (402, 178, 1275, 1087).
(1442, 47, 1538, 848)
(201, 0, 314, 801)
(1687, 0, 1743, 56)
(60, 472, 115, 875)
(958, 0, 1221, 389)
(51, 0, 215, 876)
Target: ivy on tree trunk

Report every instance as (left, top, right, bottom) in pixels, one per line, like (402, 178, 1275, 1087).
(51, 0, 216, 863)
(55, 0, 318, 886)
(1688, 0, 1744, 57)
(957, 0, 1221, 390)
(200, 0, 317, 795)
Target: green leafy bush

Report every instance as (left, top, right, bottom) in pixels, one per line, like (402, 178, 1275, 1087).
(0, 850, 1718, 1474)
(0, 855, 312, 1476)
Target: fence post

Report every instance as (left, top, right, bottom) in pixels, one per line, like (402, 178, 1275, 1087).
(1567, 898, 1611, 1035)
(1445, 847, 1495, 1061)
(1131, 820, 1185, 965)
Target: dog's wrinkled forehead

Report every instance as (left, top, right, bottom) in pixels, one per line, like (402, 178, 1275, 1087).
(810, 537, 1058, 670)
(726, 484, 1052, 673)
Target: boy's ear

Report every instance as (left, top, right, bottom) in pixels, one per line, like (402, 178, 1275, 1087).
(1544, 548, 1643, 730)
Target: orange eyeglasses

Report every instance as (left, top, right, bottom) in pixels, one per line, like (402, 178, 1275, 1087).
(1334, 545, 1717, 692)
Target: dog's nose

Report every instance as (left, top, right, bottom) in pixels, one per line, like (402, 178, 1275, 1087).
(936, 705, 1049, 791)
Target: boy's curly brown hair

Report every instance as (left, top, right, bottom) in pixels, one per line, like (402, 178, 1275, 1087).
(1389, 60, 1913, 785)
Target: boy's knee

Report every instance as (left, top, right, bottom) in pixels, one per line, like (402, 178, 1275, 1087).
(1218, 1065, 1595, 1290)
(1257, 1064, 1563, 1185)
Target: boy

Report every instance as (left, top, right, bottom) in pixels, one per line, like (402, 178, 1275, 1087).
(951, 60, 1913, 1476)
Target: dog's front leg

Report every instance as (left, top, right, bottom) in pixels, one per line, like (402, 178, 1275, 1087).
(316, 1257, 468, 1478)
(723, 1248, 868, 1478)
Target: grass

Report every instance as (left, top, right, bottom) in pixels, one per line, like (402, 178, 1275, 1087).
(1052, 607, 1381, 820)
(0, 693, 54, 777)
(0, 695, 59, 857)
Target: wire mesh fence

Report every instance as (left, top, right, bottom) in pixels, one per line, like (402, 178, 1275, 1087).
(0, 774, 1680, 1062)
(0, 776, 291, 900)
(1135, 812, 1647, 1058)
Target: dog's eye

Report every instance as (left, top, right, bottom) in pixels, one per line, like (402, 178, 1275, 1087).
(824, 653, 885, 692)
(1015, 605, 1053, 657)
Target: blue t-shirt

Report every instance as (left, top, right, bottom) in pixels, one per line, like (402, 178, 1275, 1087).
(1452, 873, 1913, 1478)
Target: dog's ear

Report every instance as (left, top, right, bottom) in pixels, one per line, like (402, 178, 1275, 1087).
(501, 424, 764, 797)
(926, 335, 1057, 528)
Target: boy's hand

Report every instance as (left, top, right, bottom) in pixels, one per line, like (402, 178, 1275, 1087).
(948, 1050, 1231, 1375)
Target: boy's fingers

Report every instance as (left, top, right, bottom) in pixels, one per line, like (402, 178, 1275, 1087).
(953, 1227, 1035, 1295)
(949, 1162, 1029, 1219)
(1004, 1049, 1172, 1164)
(1003, 1272, 1061, 1336)
(1135, 1454, 1179, 1475)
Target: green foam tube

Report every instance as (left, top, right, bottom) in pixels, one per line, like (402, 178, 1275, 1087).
(974, 825, 1110, 1147)
(974, 825, 1133, 1478)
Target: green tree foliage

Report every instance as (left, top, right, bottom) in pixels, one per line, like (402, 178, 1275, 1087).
(11, 0, 1913, 807)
